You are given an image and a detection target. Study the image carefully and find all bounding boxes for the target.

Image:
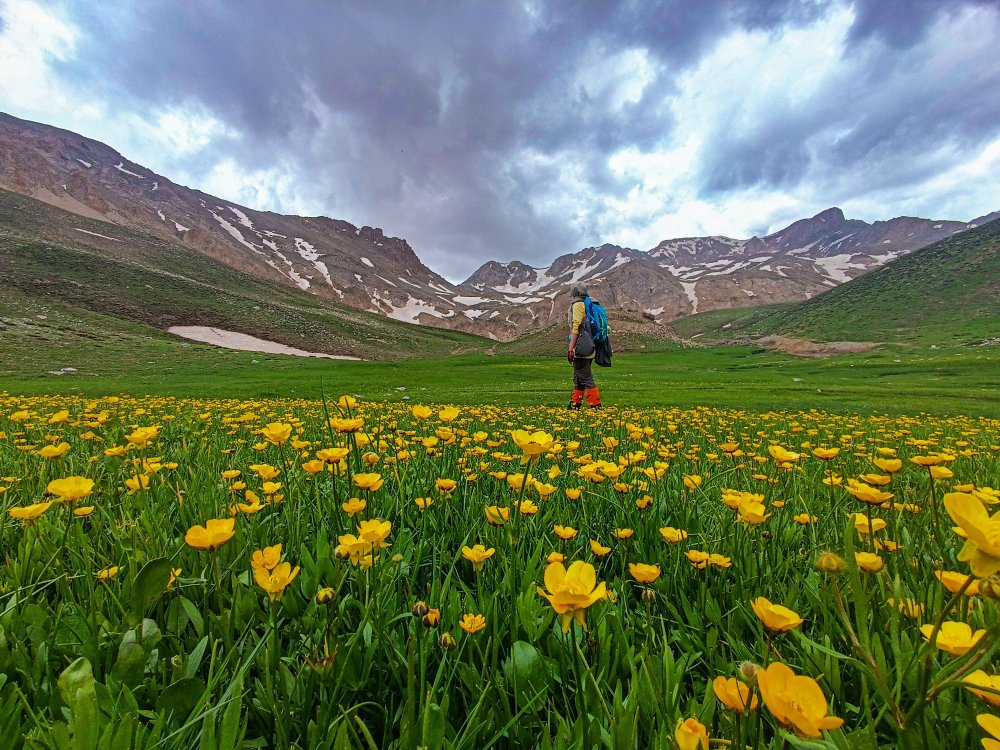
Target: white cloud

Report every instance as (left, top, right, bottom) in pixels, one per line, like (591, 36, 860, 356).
(0, 0, 78, 112)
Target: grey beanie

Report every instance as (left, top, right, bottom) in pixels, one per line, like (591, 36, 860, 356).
(569, 283, 588, 298)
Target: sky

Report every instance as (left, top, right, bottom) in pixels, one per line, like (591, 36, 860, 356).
(1, 0, 998, 282)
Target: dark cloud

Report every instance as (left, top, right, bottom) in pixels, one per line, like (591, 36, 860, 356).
(49, 0, 1000, 278)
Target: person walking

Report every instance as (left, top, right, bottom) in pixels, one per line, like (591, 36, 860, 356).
(567, 283, 602, 409)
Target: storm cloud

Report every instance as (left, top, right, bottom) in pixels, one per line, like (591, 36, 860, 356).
(2, 0, 998, 280)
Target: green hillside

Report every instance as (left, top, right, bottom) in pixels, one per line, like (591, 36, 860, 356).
(0, 189, 489, 367)
(674, 218, 1000, 345)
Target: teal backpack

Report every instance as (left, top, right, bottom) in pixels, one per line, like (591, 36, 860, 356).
(584, 297, 609, 343)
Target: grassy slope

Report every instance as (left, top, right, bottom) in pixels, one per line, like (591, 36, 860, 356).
(673, 219, 1000, 344)
(0, 189, 489, 361)
(3, 189, 999, 416)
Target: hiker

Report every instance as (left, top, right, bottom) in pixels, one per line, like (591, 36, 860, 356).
(567, 283, 602, 409)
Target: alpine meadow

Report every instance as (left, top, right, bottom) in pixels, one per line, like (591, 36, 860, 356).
(2, 2, 1000, 749)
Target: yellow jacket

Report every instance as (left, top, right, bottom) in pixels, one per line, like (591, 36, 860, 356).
(569, 300, 595, 359)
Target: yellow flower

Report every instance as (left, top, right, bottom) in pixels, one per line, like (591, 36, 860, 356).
(565, 488, 583, 500)
(855, 552, 884, 572)
(683, 474, 703, 490)
(96, 566, 120, 581)
(36, 442, 71, 458)
(794, 513, 818, 525)
(47, 476, 94, 503)
(612, 528, 634, 540)
(978, 713, 1000, 750)
(590, 539, 612, 557)
(411, 405, 433, 420)
(316, 447, 350, 464)
(846, 480, 894, 505)
(414, 496, 434, 510)
(750, 597, 804, 632)
(888, 597, 925, 619)
(459, 613, 486, 634)
(812, 447, 840, 460)
(547, 551, 565, 563)
(125, 426, 160, 448)
(929, 465, 954, 480)
(329, 417, 364, 433)
(251, 543, 283, 572)
(517, 499, 539, 515)
(944, 492, 1000, 576)
(554, 524, 578, 541)
(919, 621, 987, 656)
(301, 459, 325, 475)
(708, 553, 732, 569)
(911, 453, 952, 467)
(435, 478, 457, 494)
(342, 497, 367, 516)
(536, 561, 607, 632)
(934, 570, 980, 595)
(628, 563, 661, 584)
(859, 473, 892, 486)
(674, 718, 709, 750)
(337, 395, 357, 409)
(221, 469, 241, 480)
(353, 473, 384, 492)
(660, 527, 688, 543)
(484, 506, 510, 526)
(438, 406, 460, 422)
(712, 676, 759, 714)
(260, 422, 292, 445)
(686, 550, 711, 569)
(461, 544, 495, 572)
(254, 561, 300, 601)
(757, 662, 843, 737)
(511, 429, 555, 459)
(125, 474, 151, 492)
(8, 501, 53, 524)
(964, 671, 1000, 708)
(738, 498, 771, 525)
(73, 506, 95, 517)
(849, 512, 886, 535)
(184, 518, 236, 551)
(872, 457, 903, 473)
(768, 445, 802, 463)
(249, 463, 280, 480)
(357, 519, 391, 550)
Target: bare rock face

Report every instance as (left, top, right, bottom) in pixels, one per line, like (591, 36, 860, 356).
(0, 111, 993, 342)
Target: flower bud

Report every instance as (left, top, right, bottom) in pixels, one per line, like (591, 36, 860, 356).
(316, 587, 335, 606)
(815, 551, 846, 574)
(422, 608, 441, 628)
(738, 661, 761, 683)
(439, 632, 456, 650)
(641, 587, 657, 602)
(411, 600, 429, 618)
(981, 575, 1000, 603)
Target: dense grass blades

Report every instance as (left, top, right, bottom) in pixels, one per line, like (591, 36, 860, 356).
(1, 395, 998, 749)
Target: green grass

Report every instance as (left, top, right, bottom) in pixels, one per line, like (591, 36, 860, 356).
(673, 219, 1000, 345)
(0, 189, 490, 361)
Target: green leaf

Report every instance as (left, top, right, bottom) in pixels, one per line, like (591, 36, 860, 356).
(502, 640, 550, 708)
(111, 643, 146, 688)
(57, 657, 99, 750)
(156, 677, 205, 720)
(131, 558, 173, 620)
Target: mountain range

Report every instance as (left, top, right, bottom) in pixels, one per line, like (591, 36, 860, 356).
(1, 111, 997, 342)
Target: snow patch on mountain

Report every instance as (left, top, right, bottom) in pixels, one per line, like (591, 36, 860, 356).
(229, 206, 254, 229)
(115, 162, 144, 178)
(813, 254, 868, 283)
(73, 228, 121, 242)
